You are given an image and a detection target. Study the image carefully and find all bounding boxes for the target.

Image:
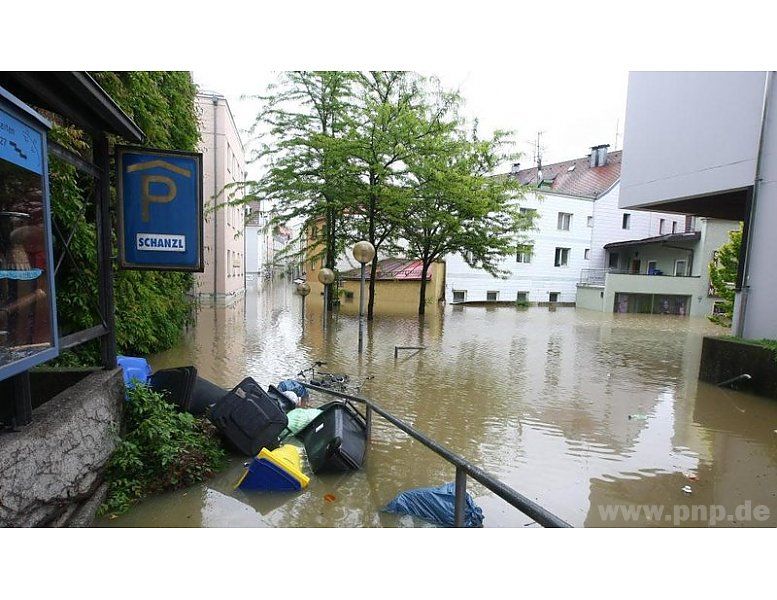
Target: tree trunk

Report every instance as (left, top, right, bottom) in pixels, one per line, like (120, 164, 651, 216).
(418, 261, 430, 315)
(367, 187, 378, 321)
(325, 207, 336, 310)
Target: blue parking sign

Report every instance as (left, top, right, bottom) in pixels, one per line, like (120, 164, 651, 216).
(117, 146, 203, 271)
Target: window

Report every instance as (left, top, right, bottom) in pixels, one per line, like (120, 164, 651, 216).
(584, 249, 590, 260)
(659, 218, 666, 234)
(453, 290, 466, 303)
(622, 213, 631, 229)
(647, 260, 658, 275)
(487, 291, 499, 302)
(672, 221, 678, 234)
(554, 247, 570, 267)
(674, 259, 688, 277)
(549, 292, 560, 303)
(608, 252, 619, 270)
(587, 216, 593, 228)
(557, 212, 572, 231)
(516, 244, 533, 263)
(516, 291, 528, 303)
(0, 104, 57, 376)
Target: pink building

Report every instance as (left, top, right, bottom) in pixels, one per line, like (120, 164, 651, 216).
(196, 91, 247, 305)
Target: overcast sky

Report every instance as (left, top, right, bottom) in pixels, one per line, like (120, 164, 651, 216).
(193, 69, 629, 178)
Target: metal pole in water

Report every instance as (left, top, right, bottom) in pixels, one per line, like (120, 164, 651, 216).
(454, 466, 467, 527)
(358, 263, 366, 353)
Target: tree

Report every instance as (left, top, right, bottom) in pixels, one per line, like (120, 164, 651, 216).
(346, 72, 457, 319)
(51, 72, 201, 363)
(708, 225, 742, 326)
(403, 122, 526, 314)
(244, 71, 359, 307)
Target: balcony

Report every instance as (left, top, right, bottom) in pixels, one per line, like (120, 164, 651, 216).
(579, 268, 699, 287)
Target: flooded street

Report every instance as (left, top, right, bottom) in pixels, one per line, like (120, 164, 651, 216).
(101, 282, 777, 527)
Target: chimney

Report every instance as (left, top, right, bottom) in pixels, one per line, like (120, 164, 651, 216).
(510, 162, 521, 175)
(589, 144, 610, 168)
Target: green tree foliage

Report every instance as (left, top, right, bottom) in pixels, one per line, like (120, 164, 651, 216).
(99, 384, 226, 516)
(708, 226, 742, 326)
(50, 72, 200, 362)
(346, 72, 458, 319)
(403, 124, 525, 314)
(246, 71, 359, 298)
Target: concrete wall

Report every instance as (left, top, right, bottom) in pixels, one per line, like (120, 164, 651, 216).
(742, 78, 777, 339)
(445, 190, 594, 304)
(196, 93, 247, 305)
(620, 72, 766, 210)
(576, 285, 604, 311)
(0, 369, 124, 527)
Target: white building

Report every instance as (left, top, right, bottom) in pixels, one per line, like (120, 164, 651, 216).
(196, 91, 247, 305)
(618, 71, 774, 340)
(577, 217, 739, 317)
(446, 146, 681, 305)
(245, 200, 272, 285)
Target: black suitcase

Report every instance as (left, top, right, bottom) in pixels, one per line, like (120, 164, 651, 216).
(298, 401, 367, 474)
(208, 377, 289, 456)
(190, 376, 229, 415)
(149, 367, 228, 416)
(149, 367, 199, 412)
(266, 384, 297, 413)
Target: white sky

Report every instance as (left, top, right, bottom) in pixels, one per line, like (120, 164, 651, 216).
(193, 68, 629, 179)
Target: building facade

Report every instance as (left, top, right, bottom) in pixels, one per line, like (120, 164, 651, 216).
(196, 91, 247, 305)
(618, 71, 772, 339)
(577, 217, 739, 317)
(445, 147, 680, 305)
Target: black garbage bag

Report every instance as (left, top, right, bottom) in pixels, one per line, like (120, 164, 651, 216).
(383, 482, 484, 528)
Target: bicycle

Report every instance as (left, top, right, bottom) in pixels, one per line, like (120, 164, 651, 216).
(295, 361, 374, 395)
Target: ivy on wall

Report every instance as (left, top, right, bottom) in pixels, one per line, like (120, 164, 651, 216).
(51, 72, 201, 363)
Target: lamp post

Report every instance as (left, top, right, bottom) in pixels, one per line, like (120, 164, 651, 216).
(296, 282, 310, 325)
(352, 240, 375, 354)
(318, 267, 336, 322)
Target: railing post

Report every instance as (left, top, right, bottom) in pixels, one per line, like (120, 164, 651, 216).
(366, 405, 373, 441)
(454, 466, 467, 528)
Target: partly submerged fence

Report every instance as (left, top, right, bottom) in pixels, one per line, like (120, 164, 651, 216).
(303, 382, 571, 528)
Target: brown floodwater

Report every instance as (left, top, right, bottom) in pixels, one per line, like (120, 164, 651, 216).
(99, 281, 777, 527)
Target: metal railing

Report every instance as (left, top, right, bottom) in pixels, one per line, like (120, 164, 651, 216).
(579, 268, 606, 286)
(303, 382, 571, 528)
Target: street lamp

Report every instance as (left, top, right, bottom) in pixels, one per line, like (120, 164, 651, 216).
(318, 267, 336, 320)
(296, 282, 311, 323)
(352, 240, 375, 353)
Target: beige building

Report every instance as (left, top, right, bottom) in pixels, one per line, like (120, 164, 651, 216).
(196, 91, 247, 305)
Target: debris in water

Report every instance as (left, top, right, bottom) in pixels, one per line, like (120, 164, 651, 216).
(628, 414, 648, 421)
(324, 494, 336, 503)
(686, 473, 698, 481)
(681, 485, 693, 495)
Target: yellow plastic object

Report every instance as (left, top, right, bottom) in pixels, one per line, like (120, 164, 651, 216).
(235, 445, 310, 490)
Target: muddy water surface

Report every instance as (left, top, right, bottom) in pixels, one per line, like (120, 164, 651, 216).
(100, 281, 777, 527)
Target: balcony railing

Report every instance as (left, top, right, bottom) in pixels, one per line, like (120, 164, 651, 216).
(579, 268, 700, 285)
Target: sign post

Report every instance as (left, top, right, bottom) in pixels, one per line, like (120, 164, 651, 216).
(117, 146, 203, 272)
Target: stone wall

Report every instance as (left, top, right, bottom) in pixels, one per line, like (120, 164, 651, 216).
(0, 368, 124, 527)
(699, 337, 777, 399)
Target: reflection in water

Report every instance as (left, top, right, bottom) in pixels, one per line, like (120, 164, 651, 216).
(101, 281, 777, 527)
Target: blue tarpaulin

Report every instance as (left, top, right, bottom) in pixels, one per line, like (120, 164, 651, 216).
(277, 379, 309, 399)
(383, 482, 484, 528)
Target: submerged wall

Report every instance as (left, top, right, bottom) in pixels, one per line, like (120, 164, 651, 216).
(0, 368, 124, 527)
(699, 337, 777, 399)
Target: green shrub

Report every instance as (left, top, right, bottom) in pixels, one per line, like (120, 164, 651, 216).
(100, 384, 226, 517)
